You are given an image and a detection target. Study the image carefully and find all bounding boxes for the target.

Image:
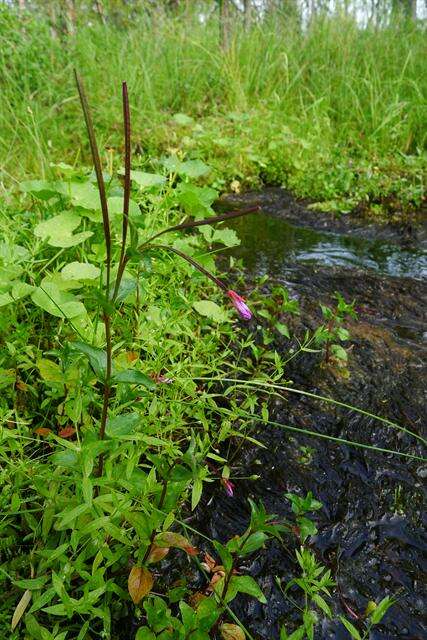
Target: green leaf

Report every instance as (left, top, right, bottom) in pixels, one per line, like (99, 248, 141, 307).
(61, 261, 100, 281)
(67, 181, 101, 210)
(339, 617, 361, 640)
(239, 531, 267, 556)
(105, 412, 140, 438)
(14, 576, 48, 590)
(34, 212, 93, 248)
(225, 576, 266, 604)
(369, 596, 394, 625)
(179, 159, 210, 178)
(29, 588, 56, 614)
(0, 242, 29, 264)
(111, 278, 137, 303)
(70, 341, 107, 379)
(11, 282, 34, 301)
(276, 322, 290, 338)
(32, 282, 86, 318)
(55, 503, 90, 530)
(135, 628, 156, 640)
(107, 196, 140, 217)
(20, 180, 62, 200)
(193, 300, 229, 323)
(25, 613, 53, 640)
(195, 597, 220, 631)
(312, 593, 332, 618)
(191, 477, 203, 510)
(50, 450, 79, 468)
(213, 541, 233, 574)
(112, 369, 155, 389)
(121, 169, 166, 189)
(298, 516, 318, 542)
(331, 344, 348, 362)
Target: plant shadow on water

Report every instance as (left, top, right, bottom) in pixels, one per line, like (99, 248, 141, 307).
(193, 190, 426, 639)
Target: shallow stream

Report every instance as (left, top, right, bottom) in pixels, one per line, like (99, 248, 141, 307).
(199, 190, 427, 639)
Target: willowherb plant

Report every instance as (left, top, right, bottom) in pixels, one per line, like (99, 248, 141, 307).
(74, 71, 259, 474)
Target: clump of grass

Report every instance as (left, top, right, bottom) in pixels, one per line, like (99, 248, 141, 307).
(0, 7, 425, 215)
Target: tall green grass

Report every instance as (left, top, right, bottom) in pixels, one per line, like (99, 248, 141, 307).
(0, 8, 425, 211)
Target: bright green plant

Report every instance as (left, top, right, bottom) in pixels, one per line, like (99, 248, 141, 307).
(314, 293, 357, 367)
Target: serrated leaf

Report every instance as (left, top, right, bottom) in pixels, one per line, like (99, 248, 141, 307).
(128, 567, 153, 604)
(34, 212, 93, 248)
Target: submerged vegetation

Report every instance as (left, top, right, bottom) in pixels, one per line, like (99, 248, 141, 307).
(0, 1, 425, 639)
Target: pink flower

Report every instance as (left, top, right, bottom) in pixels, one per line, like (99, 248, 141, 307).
(227, 290, 252, 320)
(221, 478, 235, 497)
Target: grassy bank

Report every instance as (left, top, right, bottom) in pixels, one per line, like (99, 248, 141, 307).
(0, 8, 425, 217)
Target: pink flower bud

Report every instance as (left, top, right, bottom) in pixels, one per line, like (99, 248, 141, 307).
(221, 478, 235, 497)
(226, 290, 252, 320)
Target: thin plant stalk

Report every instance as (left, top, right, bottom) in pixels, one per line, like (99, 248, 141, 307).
(75, 71, 113, 476)
(151, 244, 227, 290)
(113, 81, 131, 300)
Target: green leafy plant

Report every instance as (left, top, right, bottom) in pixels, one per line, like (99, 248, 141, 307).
(314, 293, 357, 367)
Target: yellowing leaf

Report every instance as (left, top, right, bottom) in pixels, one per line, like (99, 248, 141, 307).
(220, 623, 246, 640)
(154, 531, 198, 556)
(11, 589, 32, 631)
(128, 567, 153, 604)
(147, 544, 170, 564)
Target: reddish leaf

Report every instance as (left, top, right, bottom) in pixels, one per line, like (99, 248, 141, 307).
(58, 426, 76, 439)
(154, 531, 198, 556)
(34, 428, 52, 437)
(147, 544, 170, 564)
(128, 566, 153, 604)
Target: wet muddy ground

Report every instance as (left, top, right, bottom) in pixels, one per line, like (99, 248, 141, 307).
(197, 190, 426, 639)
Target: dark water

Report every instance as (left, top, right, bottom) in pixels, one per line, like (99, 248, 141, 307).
(227, 213, 427, 281)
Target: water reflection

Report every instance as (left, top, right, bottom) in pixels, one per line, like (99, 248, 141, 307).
(227, 214, 427, 280)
